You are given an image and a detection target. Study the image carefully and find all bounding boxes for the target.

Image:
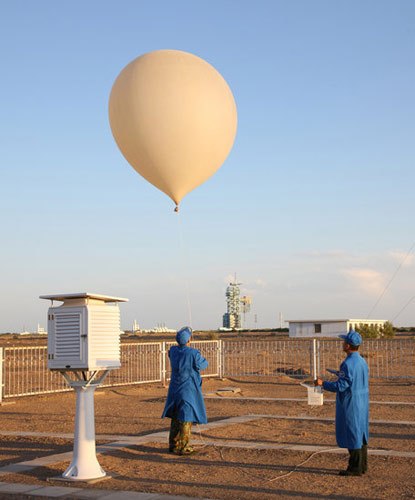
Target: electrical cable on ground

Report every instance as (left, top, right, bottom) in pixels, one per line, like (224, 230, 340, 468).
(267, 448, 336, 481)
(196, 424, 336, 483)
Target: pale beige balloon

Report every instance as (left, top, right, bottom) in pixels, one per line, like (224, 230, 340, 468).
(109, 49, 237, 208)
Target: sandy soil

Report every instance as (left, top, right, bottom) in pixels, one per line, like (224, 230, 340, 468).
(0, 376, 414, 499)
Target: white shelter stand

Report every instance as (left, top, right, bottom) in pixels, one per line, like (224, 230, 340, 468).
(40, 292, 128, 482)
(60, 370, 110, 481)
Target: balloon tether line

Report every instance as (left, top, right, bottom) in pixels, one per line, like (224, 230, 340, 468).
(176, 208, 193, 329)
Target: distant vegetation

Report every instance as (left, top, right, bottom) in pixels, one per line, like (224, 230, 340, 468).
(355, 321, 395, 339)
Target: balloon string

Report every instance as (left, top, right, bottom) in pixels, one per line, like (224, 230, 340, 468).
(176, 209, 193, 329)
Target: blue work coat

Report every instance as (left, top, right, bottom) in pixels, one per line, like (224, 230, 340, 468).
(323, 351, 369, 449)
(162, 345, 208, 424)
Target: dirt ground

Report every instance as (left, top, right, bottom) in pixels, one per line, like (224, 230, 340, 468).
(0, 376, 414, 499)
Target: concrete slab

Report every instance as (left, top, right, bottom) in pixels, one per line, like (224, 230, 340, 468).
(65, 489, 105, 498)
(26, 485, 82, 497)
(48, 472, 115, 485)
(190, 438, 415, 458)
(152, 496, 208, 500)
(0, 431, 75, 439)
(19, 451, 74, 466)
(0, 464, 35, 474)
(98, 492, 160, 499)
(215, 387, 241, 397)
(0, 482, 43, 493)
(204, 395, 415, 405)
(249, 413, 415, 426)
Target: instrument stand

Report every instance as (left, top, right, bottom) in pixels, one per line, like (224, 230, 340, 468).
(59, 370, 111, 481)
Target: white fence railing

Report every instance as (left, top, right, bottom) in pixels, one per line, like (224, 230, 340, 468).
(0, 339, 413, 401)
(222, 338, 415, 380)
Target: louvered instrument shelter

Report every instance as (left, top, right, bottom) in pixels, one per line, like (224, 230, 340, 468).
(40, 293, 128, 371)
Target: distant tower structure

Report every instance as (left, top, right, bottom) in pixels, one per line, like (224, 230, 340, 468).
(132, 319, 140, 334)
(223, 279, 241, 329)
(240, 296, 252, 328)
(222, 276, 251, 330)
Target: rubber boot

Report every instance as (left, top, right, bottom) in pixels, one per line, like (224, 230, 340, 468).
(339, 449, 362, 476)
(362, 444, 368, 474)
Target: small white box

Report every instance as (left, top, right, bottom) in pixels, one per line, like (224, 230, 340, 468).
(301, 383, 324, 406)
(40, 293, 128, 371)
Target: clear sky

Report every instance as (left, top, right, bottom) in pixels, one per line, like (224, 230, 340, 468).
(1, 1, 414, 332)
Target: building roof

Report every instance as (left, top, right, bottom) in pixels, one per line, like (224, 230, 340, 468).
(287, 318, 387, 323)
(39, 293, 128, 303)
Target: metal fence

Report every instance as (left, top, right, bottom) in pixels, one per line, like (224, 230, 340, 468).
(222, 340, 313, 378)
(103, 342, 162, 388)
(1, 346, 69, 398)
(164, 340, 221, 383)
(317, 338, 415, 380)
(0, 340, 222, 401)
(222, 338, 415, 380)
(0, 338, 413, 401)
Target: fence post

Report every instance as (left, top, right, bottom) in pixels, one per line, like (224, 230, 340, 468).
(0, 348, 3, 404)
(218, 340, 222, 378)
(221, 339, 226, 378)
(316, 340, 321, 378)
(309, 340, 313, 378)
(161, 342, 167, 387)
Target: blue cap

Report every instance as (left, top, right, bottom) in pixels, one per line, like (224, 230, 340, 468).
(176, 326, 192, 345)
(339, 330, 362, 346)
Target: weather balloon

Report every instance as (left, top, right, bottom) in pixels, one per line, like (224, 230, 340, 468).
(109, 49, 237, 210)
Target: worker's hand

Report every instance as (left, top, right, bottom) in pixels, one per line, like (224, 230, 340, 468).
(314, 378, 323, 386)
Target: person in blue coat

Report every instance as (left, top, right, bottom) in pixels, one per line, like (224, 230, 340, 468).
(162, 326, 208, 455)
(315, 330, 369, 476)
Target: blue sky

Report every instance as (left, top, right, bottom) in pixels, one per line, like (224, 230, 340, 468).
(1, 1, 414, 331)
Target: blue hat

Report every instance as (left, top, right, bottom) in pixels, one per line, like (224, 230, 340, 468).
(339, 330, 362, 346)
(176, 326, 192, 345)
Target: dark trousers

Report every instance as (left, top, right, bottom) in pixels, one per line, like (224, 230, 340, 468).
(348, 439, 368, 474)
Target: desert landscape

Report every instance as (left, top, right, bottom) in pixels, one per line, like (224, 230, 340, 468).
(0, 371, 414, 499)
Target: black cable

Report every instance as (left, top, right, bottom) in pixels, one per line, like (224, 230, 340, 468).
(366, 241, 415, 318)
(391, 295, 415, 322)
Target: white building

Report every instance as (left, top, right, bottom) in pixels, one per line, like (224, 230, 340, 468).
(287, 319, 387, 338)
(37, 324, 47, 335)
(141, 324, 176, 333)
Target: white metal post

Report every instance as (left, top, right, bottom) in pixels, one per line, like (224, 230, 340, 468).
(312, 339, 317, 380)
(316, 340, 321, 377)
(312, 338, 323, 401)
(161, 342, 167, 387)
(62, 382, 106, 481)
(59, 370, 110, 481)
(0, 348, 3, 404)
(221, 339, 226, 378)
(218, 340, 222, 379)
(62, 380, 105, 481)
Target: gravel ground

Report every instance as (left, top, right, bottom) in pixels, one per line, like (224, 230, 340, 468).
(0, 376, 414, 499)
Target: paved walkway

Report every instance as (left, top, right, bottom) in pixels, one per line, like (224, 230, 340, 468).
(204, 395, 415, 405)
(0, 413, 414, 498)
(0, 482, 207, 499)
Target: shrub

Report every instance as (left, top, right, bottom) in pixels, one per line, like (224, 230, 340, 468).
(380, 321, 395, 338)
(355, 322, 395, 339)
